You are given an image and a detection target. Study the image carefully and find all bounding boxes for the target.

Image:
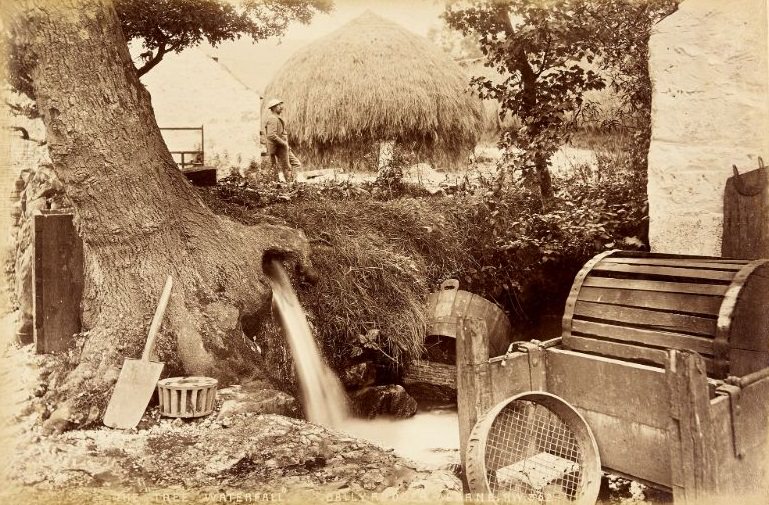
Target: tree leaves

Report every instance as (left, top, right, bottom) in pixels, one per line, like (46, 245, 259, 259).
(442, 0, 678, 198)
(114, 0, 333, 76)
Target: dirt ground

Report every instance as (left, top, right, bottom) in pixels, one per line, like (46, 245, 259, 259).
(294, 146, 597, 192)
(0, 305, 662, 505)
(0, 309, 463, 505)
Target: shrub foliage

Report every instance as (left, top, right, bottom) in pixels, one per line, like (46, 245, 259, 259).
(202, 146, 647, 384)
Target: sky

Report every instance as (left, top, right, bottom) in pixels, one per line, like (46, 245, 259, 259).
(204, 0, 447, 93)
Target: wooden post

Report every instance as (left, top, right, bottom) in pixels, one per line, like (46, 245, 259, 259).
(33, 211, 83, 353)
(666, 350, 718, 503)
(722, 164, 768, 259)
(457, 316, 491, 485)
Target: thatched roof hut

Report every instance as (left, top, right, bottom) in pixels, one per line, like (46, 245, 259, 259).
(263, 12, 486, 169)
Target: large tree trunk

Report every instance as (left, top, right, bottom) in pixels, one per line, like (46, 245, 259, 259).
(6, 0, 310, 425)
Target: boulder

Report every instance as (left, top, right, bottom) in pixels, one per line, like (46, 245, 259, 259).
(341, 361, 376, 389)
(402, 383, 455, 409)
(350, 385, 417, 419)
(40, 403, 73, 435)
(216, 381, 300, 419)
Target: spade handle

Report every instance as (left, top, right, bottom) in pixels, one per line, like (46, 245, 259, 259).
(142, 276, 174, 362)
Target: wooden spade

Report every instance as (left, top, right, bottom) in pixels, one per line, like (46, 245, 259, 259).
(103, 275, 173, 429)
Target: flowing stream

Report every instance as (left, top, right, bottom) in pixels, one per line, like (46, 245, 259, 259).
(266, 259, 349, 428)
(266, 259, 459, 468)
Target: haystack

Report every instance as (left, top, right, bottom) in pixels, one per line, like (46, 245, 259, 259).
(263, 12, 485, 169)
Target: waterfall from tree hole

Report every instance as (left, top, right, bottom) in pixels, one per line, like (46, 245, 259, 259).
(266, 259, 349, 427)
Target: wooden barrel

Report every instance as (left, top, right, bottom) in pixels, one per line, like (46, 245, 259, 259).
(426, 279, 515, 357)
(157, 376, 218, 418)
(562, 250, 769, 378)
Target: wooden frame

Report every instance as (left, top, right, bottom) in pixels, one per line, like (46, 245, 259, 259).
(456, 319, 769, 504)
(159, 126, 205, 169)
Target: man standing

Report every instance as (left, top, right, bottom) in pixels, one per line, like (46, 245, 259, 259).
(263, 98, 301, 182)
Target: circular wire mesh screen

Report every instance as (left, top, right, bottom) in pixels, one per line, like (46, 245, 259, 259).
(466, 392, 600, 505)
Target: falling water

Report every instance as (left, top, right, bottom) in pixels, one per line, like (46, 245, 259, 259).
(266, 259, 349, 428)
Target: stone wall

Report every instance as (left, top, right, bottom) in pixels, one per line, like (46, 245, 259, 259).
(647, 0, 769, 255)
(3, 91, 69, 342)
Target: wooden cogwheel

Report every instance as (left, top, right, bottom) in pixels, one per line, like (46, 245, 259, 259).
(465, 391, 601, 505)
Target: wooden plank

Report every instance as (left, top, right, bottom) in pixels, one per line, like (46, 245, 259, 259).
(582, 277, 728, 296)
(612, 250, 750, 262)
(488, 353, 531, 405)
(565, 334, 668, 364)
(574, 301, 716, 336)
(571, 320, 715, 355)
(725, 263, 769, 375)
(708, 395, 769, 500)
(425, 292, 438, 318)
(451, 291, 472, 321)
(722, 165, 769, 259)
(564, 335, 718, 376)
(33, 212, 84, 354)
(709, 395, 739, 493)
(466, 295, 503, 356)
(729, 349, 769, 377)
(592, 263, 735, 282)
(433, 280, 459, 318)
(666, 351, 718, 503)
(545, 348, 670, 429)
(486, 307, 516, 357)
(578, 408, 671, 488)
(732, 375, 769, 455)
(456, 317, 491, 485)
(603, 257, 747, 270)
(578, 287, 722, 316)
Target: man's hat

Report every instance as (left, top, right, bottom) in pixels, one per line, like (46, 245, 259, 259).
(266, 98, 284, 110)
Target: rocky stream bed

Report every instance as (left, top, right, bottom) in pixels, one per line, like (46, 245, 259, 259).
(0, 325, 662, 505)
(0, 318, 463, 505)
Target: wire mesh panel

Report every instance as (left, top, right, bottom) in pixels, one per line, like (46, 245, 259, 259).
(466, 392, 600, 505)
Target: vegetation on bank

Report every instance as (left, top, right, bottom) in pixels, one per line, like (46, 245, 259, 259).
(442, 0, 678, 197)
(200, 135, 647, 387)
(3, 0, 663, 421)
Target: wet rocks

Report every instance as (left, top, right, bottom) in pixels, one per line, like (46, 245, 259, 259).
(216, 382, 299, 419)
(40, 402, 74, 435)
(349, 385, 417, 419)
(341, 361, 376, 389)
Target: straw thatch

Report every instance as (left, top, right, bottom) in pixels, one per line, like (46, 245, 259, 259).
(263, 12, 486, 169)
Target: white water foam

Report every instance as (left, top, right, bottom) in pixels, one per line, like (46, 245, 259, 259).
(267, 260, 460, 468)
(266, 259, 349, 428)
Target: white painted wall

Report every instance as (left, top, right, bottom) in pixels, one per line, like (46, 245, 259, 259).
(140, 48, 263, 177)
(648, 0, 769, 255)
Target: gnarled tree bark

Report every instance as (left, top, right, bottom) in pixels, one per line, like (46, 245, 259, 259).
(5, 0, 309, 425)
